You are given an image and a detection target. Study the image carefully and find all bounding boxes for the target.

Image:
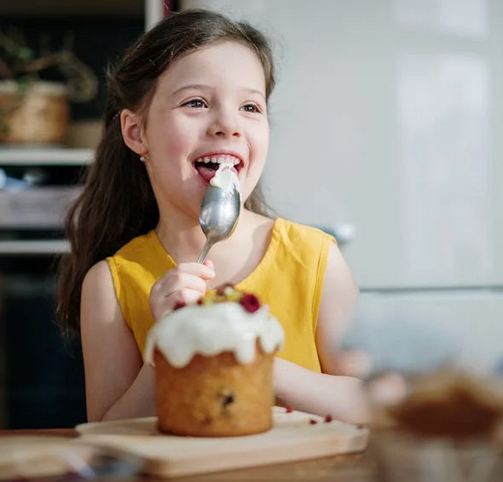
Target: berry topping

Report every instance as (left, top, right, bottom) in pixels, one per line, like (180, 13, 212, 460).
(324, 414, 333, 423)
(239, 293, 261, 313)
(184, 285, 263, 313)
(173, 300, 186, 310)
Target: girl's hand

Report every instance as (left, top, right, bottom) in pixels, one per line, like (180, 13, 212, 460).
(150, 260, 215, 321)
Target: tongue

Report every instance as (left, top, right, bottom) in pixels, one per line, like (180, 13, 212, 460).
(196, 165, 217, 183)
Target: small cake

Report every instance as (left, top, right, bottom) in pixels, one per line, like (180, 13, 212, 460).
(144, 286, 284, 437)
(383, 369, 503, 439)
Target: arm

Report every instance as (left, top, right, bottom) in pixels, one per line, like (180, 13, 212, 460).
(80, 261, 155, 421)
(81, 259, 215, 421)
(274, 358, 368, 424)
(274, 243, 369, 424)
(316, 243, 361, 375)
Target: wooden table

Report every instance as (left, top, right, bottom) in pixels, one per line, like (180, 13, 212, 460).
(1, 428, 502, 482)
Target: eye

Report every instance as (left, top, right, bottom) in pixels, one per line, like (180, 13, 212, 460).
(182, 98, 208, 109)
(240, 103, 262, 113)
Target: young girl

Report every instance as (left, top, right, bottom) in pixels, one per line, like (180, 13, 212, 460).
(58, 9, 369, 424)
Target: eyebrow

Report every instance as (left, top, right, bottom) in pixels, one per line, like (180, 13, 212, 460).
(170, 83, 265, 100)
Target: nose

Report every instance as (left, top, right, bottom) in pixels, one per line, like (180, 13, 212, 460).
(207, 107, 241, 138)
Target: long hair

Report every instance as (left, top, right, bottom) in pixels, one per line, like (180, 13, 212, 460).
(57, 9, 276, 335)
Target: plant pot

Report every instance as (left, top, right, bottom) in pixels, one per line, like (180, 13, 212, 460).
(0, 80, 70, 145)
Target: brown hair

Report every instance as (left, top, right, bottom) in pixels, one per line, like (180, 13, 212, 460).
(57, 9, 276, 335)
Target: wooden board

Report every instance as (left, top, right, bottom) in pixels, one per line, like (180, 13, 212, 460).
(76, 407, 369, 478)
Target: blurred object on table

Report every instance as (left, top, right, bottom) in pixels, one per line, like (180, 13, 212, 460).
(373, 431, 502, 482)
(385, 368, 503, 439)
(370, 368, 503, 482)
(0, 435, 143, 479)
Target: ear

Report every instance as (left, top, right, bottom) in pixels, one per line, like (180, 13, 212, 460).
(120, 109, 148, 156)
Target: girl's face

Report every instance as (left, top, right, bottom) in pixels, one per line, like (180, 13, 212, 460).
(136, 41, 269, 221)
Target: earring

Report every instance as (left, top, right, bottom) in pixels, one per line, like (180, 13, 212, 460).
(139, 155, 146, 162)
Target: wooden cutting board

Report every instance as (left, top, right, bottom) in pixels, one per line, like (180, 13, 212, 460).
(76, 407, 369, 477)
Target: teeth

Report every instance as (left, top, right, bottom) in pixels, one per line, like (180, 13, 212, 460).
(195, 155, 240, 166)
(218, 157, 234, 167)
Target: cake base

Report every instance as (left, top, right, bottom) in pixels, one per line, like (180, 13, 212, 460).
(154, 347, 274, 437)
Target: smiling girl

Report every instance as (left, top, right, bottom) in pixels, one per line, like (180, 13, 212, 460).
(58, 9, 369, 424)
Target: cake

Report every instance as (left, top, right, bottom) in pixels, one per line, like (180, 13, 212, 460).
(144, 286, 284, 437)
(380, 369, 503, 439)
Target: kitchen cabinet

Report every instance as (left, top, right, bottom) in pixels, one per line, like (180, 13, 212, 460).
(0, 0, 166, 429)
(0, 148, 92, 255)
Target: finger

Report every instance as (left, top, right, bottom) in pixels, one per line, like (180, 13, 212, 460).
(177, 288, 204, 305)
(151, 287, 204, 320)
(171, 262, 215, 280)
(203, 259, 214, 271)
(154, 265, 212, 292)
(156, 272, 208, 298)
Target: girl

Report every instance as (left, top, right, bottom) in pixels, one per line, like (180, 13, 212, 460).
(58, 9, 369, 424)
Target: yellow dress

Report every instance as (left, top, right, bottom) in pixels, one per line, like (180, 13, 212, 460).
(107, 218, 335, 372)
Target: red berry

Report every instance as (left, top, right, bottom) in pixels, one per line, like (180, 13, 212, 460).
(324, 415, 333, 423)
(173, 300, 186, 310)
(239, 293, 261, 313)
(196, 298, 204, 305)
(285, 405, 293, 413)
(309, 419, 318, 425)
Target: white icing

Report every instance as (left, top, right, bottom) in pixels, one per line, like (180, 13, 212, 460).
(209, 164, 240, 193)
(144, 302, 284, 368)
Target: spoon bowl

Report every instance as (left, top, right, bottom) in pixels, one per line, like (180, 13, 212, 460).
(197, 184, 240, 263)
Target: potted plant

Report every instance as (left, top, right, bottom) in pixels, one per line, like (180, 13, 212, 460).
(0, 29, 98, 145)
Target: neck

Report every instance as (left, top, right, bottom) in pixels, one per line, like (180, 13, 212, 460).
(155, 210, 204, 262)
(156, 209, 262, 263)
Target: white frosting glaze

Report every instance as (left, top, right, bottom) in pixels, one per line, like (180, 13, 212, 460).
(209, 164, 240, 193)
(144, 302, 284, 368)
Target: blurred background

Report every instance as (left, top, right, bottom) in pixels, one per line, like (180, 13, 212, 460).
(0, 0, 501, 428)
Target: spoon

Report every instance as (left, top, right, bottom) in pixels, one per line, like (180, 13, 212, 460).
(196, 184, 241, 263)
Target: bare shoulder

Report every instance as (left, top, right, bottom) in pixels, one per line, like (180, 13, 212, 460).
(83, 259, 113, 286)
(81, 260, 120, 324)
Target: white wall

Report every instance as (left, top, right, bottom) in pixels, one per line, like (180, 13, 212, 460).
(182, 0, 503, 373)
(183, 0, 503, 290)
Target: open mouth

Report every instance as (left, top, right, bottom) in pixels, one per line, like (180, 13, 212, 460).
(193, 154, 244, 183)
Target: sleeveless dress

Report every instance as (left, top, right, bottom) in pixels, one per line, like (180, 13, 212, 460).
(107, 218, 335, 372)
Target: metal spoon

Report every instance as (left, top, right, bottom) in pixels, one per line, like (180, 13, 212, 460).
(196, 184, 241, 263)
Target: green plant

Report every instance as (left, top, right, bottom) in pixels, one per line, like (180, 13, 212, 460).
(0, 28, 97, 102)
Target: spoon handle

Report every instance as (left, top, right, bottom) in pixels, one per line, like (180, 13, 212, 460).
(197, 240, 213, 263)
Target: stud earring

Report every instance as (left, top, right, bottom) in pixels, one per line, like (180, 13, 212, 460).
(139, 155, 146, 162)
